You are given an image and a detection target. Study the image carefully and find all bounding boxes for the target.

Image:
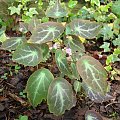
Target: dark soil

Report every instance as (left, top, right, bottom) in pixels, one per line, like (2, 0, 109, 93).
(0, 34, 120, 120)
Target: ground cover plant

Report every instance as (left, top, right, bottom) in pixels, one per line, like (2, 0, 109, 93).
(0, 0, 120, 119)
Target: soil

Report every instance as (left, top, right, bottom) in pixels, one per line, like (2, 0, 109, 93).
(0, 32, 120, 120)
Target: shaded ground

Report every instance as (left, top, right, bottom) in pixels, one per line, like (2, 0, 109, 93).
(0, 33, 120, 120)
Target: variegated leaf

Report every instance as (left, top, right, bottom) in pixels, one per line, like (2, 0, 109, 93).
(73, 80, 82, 93)
(55, 49, 71, 75)
(71, 62, 80, 80)
(65, 37, 85, 53)
(45, 0, 68, 18)
(12, 43, 42, 66)
(1, 37, 26, 50)
(28, 17, 41, 32)
(82, 83, 113, 103)
(19, 22, 28, 33)
(69, 19, 102, 39)
(26, 68, 54, 107)
(40, 43, 49, 58)
(64, 36, 85, 60)
(28, 22, 64, 44)
(85, 110, 103, 120)
(76, 55, 108, 95)
(47, 77, 76, 116)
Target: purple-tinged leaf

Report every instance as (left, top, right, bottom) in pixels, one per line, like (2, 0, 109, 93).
(47, 77, 76, 116)
(76, 55, 108, 95)
(69, 19, 101, 39)
(28, 22, 64, 44)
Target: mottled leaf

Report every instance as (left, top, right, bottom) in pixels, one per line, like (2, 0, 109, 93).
(12, 43, 42, 66)
(69, 19, 101, 39)
(76, 55, 108, 94)
(1, 37, 26, 50)
(55, 49, 71, 75)
(85, 110, 103, 120)
(47, 77, 76, 116)
(26, 68, 54, 107)
(29, 22, 64, 44)
(45, 0, 68, 18)
(82, 82, 113, 103)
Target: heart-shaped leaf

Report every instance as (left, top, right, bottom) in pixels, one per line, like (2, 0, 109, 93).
(76, 55, 108, 95)
(26, 68, 54, 107)
(1, 37, 26, 50)
(85, 110, 103, 120)
(12, 43, 42, 66)
(55, 49, 71, 75)
(69, 19, 101, 39)
(82, 83, 113, 103)
(45, 0, 68, 18)
(28, 22, 64, 44)
(47, 77, 76, 116)
(28, 17, 41, 32)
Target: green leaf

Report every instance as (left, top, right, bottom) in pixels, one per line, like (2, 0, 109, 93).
(100, 42, 110, 52)
(100, 24, 114, 40)
(1, 37, 26, 50)
(28, 17, 41, 32)
(12, 43, 43, 66)
(76, 55, 108, 95)
(19, 115, 28, 120)
(25, 8, 38, 17)
(82, 83, 113, 103)
(19, 22, 28, 33)
(65, 25, 72, 35)
(47, 77, 76, 116)
(8, 6, 21, 15)
(45, 0, 68, 18)
(0, 27, 7, 42)
(69, 19, 101, 39)
(85, 110, 103, 120)
(28, 22, 64, 44)
(40, 43, 50, 61)
(26, 68, 54, 107)
(111, 0, 120, 18)
(71, 62, 80, 80)
(68, 0, 78, 9)
(113, 19, 120, 35)
(112, 35, 120, 46)
(91, 0, 100, 6)
(73, 80, 82, 93)
(106, 54, 120, 65)
(55, 49, 71, 75)
(64, 37, 85, 59)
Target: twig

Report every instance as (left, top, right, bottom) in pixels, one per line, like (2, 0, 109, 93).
(8, 92, 29, 106)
